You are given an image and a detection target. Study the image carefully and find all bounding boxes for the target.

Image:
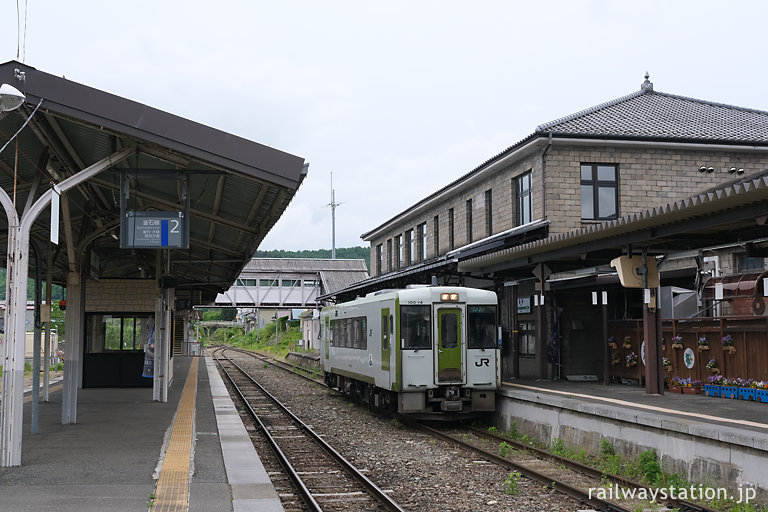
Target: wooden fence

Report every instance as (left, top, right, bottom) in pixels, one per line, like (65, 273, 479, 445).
(608, 316, 768, 383)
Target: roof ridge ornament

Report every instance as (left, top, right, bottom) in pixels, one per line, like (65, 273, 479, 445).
(641, 71, 653, 92)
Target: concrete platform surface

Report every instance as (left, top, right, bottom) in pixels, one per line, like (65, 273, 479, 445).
(0, 355, 282, 512)
(504, 379, 768, 434)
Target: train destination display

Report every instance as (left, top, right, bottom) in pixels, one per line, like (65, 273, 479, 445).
(122, 211, 189, 249)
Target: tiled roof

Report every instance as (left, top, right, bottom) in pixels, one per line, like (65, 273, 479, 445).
(362, 76, 768, 239)
(536, 81, 768, 143)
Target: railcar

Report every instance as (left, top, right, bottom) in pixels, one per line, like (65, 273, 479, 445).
(319, 286, 499, 417)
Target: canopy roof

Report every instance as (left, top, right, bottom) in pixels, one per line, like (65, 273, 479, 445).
(0, 61, 306, 304)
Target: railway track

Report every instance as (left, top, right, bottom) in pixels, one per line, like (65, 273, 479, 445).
(212, 346, 725, 512)
(213, 348, 405, 512)
(419, 424, 721, 512)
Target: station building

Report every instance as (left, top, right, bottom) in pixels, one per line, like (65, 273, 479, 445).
(0, 61, 306, 466)
(335, 75, 768, 387)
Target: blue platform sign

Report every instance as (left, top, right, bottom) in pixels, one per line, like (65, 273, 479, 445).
(122, 211, 188, 249)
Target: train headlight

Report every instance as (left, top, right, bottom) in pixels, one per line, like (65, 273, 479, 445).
(440, 293, 459, 302)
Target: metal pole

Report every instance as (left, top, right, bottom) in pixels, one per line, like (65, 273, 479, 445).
(43, 242, 52, 402)
(602, 298, 609, 385)
(31, 243, 42, 434)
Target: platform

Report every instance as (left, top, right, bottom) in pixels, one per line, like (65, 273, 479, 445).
(0, 355, 283, 512)
(496, 380, 768, 497)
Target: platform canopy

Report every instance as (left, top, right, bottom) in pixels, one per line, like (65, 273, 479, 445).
(0, 61, 306, 304)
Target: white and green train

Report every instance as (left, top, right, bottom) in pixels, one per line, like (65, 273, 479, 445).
(319, 286, 499, 417)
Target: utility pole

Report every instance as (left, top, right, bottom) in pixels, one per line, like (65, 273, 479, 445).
(325, 172, 341, 259)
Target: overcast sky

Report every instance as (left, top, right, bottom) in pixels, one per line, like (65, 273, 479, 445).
(2, 1, 767, 253)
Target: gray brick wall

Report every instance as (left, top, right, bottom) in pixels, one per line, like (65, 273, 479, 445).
(85, 279, 160, 312)
(365, 141, 768, 277)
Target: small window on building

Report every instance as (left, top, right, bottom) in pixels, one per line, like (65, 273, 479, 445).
(448, 208, 455, 250)
(515, 171, 532, 225)
(395, 235, 402, 269)
(376, 244, 383, 275)
(281, 279, 299, 287)
(433, 215, 439, 256)
(406, 229, 414, 265)
(259, 279, 277, 287)
(387, 238, 392, 272)
(86, 313, 154, 353)
(581, 163, 618, 220)
(518, 320, 536, 357)
(485, 189, 493, 236)
(303, 279, 318, 288)
(466, 199, 473, 243)
(737, 253, 765, 272)
(417, 222, 427, 261)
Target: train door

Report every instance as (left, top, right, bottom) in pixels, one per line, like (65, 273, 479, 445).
(323, 315, 330, 361)
(435, 305, 464, 383)
(380, 308, 390, 371)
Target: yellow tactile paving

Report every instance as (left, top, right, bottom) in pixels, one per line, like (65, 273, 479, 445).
(154, 357, 199, 512)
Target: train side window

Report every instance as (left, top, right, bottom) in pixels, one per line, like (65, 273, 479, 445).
(468, 305, 497, 349)
(389, 315, 393, 335)
(400, 305, 431, 349)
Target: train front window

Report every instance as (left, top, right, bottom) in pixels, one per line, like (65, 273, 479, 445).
(400, 305, 431, 349)
(468, 305, 497, 349)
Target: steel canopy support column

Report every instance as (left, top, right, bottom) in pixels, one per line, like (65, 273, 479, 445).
(1, 147, 135, 466)
(61, 272, 83, 424)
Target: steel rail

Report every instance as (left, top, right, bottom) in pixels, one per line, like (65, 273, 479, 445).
(212, 348, 324, 511)
(417, 423, 630, 512)
(469, 426, 720, 512)
(216, 350, 406, 512)
(225, 346, 324, 386)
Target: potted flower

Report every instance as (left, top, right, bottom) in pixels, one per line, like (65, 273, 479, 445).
(682, 378, 703, 394)
(705, 374, 724, 397)
(697, 336, 709, 351)
(622, 335, 632, 349)
(625, 351, 638, 367)
(721, 334, 735, 354)
(607, 336, 617, 350)
(611, 351, 621, 365)
(662, 356, 672, 371)
(752, 381, 768, 403)
(671, 335, 683, 349)
(706, 358, 719, 374)
(668, 376, 683, 393)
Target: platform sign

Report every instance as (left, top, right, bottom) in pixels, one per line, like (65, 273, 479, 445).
(121, 211, 188, 249)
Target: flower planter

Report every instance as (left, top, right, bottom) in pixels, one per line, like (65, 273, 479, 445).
(671, 343, 683, 349)
(682, 386, 702, 395)
(724, 346, 736, 354)
(608, 343, 617, 349)
(708, 368, 720, 374)
(668, 385, 683, 393)
(737, 388, 756, 401)
(704, 384, 721, 397)
(720, 386, 738, 399)
(757, 390, 768, 403)
(623, 343, 632, 349)
(698, 345, 709, 351)
(664, 365, 672, 372)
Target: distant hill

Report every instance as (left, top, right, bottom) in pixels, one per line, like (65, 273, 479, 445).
(254, 246, 370, 270)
